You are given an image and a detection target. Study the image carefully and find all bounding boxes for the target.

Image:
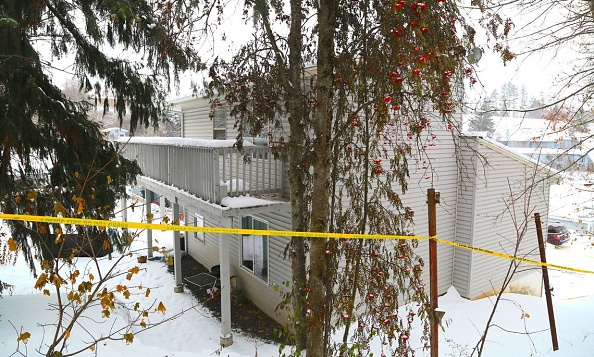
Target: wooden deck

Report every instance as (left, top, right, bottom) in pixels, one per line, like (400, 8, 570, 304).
(118, 138, 287, 204)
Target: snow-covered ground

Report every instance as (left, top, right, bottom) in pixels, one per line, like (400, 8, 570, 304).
(548, 177, 594, 234)
(1, 186, 594, 356)
(0, 199, 281, 357)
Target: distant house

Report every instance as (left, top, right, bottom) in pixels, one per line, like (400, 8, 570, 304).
(119, 97, 558, 345)
(491, 116, 594, 171)
(101, 127, 129, 140)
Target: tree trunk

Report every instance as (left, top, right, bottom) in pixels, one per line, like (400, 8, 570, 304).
(307, 0, 336, 354)
(287, 0, 307, 350)
(288, 136, 308, 351)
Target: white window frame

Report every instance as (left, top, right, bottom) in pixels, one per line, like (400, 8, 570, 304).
(213, 107, 226, 139)
(240, 216, 269, 283)
(194, 213, 205, 243)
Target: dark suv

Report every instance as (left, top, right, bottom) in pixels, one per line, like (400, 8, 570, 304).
(547, 223, 571, 245)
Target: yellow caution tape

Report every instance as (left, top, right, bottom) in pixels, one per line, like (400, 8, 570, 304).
(0, 213, 591, 275)
(0, 213, 427, 241)
(433, 237, 594, 275)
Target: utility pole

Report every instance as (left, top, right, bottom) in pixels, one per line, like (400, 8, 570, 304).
(428, 188, 440, 357)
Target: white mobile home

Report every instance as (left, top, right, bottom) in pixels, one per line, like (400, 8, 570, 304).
(101, 127, 129, 140)
(118, 96, 557, 345)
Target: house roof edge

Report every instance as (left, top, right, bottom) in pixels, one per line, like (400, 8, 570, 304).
(466, 135, 564, 183)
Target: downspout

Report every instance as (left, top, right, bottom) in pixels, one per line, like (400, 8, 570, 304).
(467, 139, 479, 298)
(181, 109, 185, 138)
(451, 75, 464, 290)
(452, 135, 478, 299)
(451, 134, 460, 288)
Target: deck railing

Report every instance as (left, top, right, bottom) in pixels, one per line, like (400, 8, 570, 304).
(118, 138, 286, 204)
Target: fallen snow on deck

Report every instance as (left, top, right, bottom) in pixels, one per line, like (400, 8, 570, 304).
(140, 176, 283, 210)
(117, 136, 255, 148)
(221, 194, 280, 209)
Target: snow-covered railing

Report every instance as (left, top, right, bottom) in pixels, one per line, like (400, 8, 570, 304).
(117, 137, 286, 204)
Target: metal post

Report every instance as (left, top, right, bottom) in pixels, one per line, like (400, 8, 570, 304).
(145, 189, 153, 258)
(219, 217, 233, 347)
(214, 152, 221, 204)
(173, 198, 183, 293)
(534, 213, 559, 350)
(121, 194, 127, 222)
(428, 188, 439, 357)
(160, 195, 166, 220)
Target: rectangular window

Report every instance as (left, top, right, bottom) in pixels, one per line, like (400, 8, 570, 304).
(213, 107, 226, 140)
(241, 216, 269, 282)
(194, 214, 205, 243)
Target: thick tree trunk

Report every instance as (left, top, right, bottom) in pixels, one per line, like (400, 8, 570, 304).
(307, 0, 336, 355)
(288, 135, 308, 351)
(287, 0, 307, 350)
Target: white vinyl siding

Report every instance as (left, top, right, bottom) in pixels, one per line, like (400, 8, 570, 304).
(335, 114, 460, 296)
(184, 207, 223, 272)
(452, 139, 478, 298)
(398, 119, 459, 295)
(178, 98, 213, 139)
(456, 136, 551, 299)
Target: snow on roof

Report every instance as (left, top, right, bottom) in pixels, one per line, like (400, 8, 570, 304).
(492, 116, 552, 133)
(116, 136, 254, 148)
(500, 131, 573, 143)
(464, 134, 563, 180)
(101, 127, 129, 133)
(168, 95, 205, 106)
